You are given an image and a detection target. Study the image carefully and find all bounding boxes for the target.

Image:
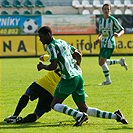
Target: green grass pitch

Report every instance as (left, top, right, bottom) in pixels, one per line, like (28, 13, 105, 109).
(0, 56, 132, 133)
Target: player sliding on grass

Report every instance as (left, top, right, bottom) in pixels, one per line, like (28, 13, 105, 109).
(94, 3, 128, 85)
(4, 55, 60, 123)
(37, 26, 128, 126)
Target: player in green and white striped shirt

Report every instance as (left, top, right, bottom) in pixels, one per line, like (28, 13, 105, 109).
(95, 3, 128, 85)
(47, 39, 80, 79)
(37, 26, 128, 126)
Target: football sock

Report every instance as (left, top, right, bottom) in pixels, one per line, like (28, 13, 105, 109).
(101, 63, 110, 81)
(106, 59, 119, 65)
(87, 107, 117, 119)
(17, 114, 37, 123)
(13, 95, 29, 116)
(53, 103, 83, 118)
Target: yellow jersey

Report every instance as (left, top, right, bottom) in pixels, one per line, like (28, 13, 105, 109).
(36, 69, 61, 96)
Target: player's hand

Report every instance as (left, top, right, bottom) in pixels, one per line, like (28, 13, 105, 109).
(94, 39, 100, 45)
(37, 62, 44, 71)
(114, 33, 119, 37)
(39, 55, 44, 61)
(39, 54, 50, 62)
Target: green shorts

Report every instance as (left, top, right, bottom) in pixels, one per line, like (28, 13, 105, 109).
(99, 48, 114, 59)
(54, 75, 86, 103)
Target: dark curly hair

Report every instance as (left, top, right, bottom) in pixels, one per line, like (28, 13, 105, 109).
(38, 26, 52, 35)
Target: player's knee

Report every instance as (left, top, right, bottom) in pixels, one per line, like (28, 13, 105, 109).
(35, 108, 51, 117)
(99, 60, 103, 66)
(99, 58, 106, 66)
(34, 113, 40, 119)
(77, 105, 88, 112)
(25, 86, 31, 96)
(24, 93, 30, 97)
(22, 113, 37, 123)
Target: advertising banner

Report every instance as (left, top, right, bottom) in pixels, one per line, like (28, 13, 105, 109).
(20, 16, 41, 34)
(36, 35, 91, 56)
(0, 15, 41, 35)
(91, 34, 133, 55)
(36, 34, 133, 56)
(114, 34, 133, 54)
(0, 15, 132, 35)
(0, 16, 21, 34)
(0, 34, 132, 57)
(0, 36, 36, 56)
(42, 15, 96, 34)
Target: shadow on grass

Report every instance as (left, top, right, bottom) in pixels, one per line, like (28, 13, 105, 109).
(1, 120, 132, 130)
(0, 120, 77, 129)
(84, 84, 99, 86)
(106, 126, 133, 130)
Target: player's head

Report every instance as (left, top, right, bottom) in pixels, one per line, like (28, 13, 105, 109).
(102, 3, 111, 16)
(38, 26, 53, 45)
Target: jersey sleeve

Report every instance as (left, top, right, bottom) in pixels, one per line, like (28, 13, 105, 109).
(98, 17, 103, 34)
(47, 43, 57, 61)
(113, 17, 124, 33)
(69, 44, 76, 54)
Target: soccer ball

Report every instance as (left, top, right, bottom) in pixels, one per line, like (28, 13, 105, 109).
(23, 19, 38, 34)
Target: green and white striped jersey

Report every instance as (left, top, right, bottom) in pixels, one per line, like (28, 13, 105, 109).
(99, 15, 124, 48)
(47, 38, 80, 79)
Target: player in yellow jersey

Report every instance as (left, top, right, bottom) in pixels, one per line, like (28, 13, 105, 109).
(4, 53, 82, 123)
(4, 55, 61, 123)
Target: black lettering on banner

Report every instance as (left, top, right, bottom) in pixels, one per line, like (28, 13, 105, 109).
(76, 40, 94, 54)
(76, 40, 84, 50)
(116, 41, 123, 49)
(3, 41, 12, 52)
(84, 43, 92, 54)
(127, 41, 133, 48)
(0, 28, 19, 35)
(3, 40, 27, 52)
(70, 43, 73, 46)
(17, 40, 27, 52)
(93, 41, 101, 50)
(94, 41, 98, 49)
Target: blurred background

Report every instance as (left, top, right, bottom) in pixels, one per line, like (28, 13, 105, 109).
(0, 0, 133, 57)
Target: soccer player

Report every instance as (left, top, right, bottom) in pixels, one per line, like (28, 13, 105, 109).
(37, 26, 128, 126)
(4, 55, 61, 123)
(94, 3, 128, 85)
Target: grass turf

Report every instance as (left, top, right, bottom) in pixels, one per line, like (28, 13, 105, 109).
(0, 56, 132, 133)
